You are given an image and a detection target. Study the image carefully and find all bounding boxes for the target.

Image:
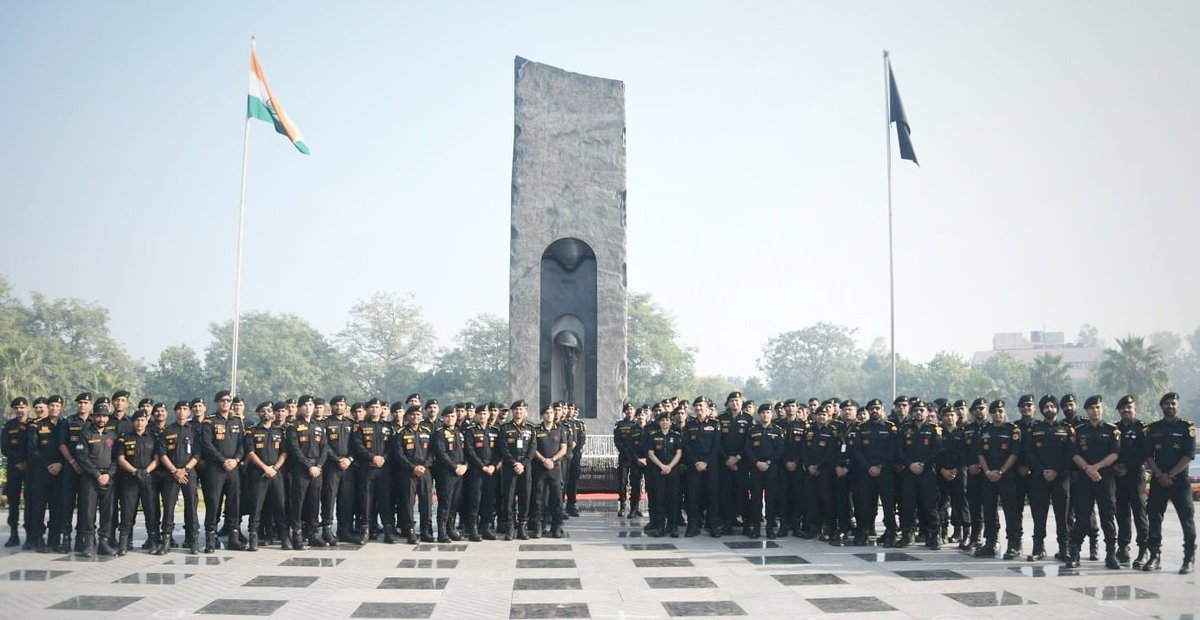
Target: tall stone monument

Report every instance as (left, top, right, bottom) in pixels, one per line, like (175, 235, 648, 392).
(509, 57, 627, 426)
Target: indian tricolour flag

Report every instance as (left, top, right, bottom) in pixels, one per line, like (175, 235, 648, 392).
(247, 43, 309, 155)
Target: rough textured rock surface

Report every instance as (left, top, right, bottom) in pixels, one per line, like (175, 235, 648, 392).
(509, 57, 627, 427)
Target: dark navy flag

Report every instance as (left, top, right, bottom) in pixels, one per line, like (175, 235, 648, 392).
(888, 63, 918, 165)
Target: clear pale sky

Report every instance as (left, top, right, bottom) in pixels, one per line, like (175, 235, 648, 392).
(2, 2, 1197, 378)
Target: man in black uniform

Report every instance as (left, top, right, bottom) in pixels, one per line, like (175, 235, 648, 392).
(1142, 392, 1195, 573)
(627, 407, 650, 519)
(564, 404, 586, 517)
(683, 396, 720, 537)
(199, 390, 245, 553)
(960, 398, 987, 550)
(1061, 393, 1100, 559)
(1012, 394, 1037, 542)
(500, 400, 535, 540)
(975, 400, 1022, 559)
(353, 400, 396, 544)
(744, 403, 786, 539)
(24, 396, 63, 552)
(803, 404, 837, 540)
(3, 397, 30, 547)
(74, 404, 117, 557)
(717, 392, 751, 535)
(530, 404, 568, 539)
(462, 403, 501, 541)
(897, 400, 942, 549)
(115, 410, 160, 555)
(936, 405, 968, 547)
(394, 405, 433, 544)
(57, 392, 92, 553)
(782, 400, 808, 538)
(1112, 394, 1148, 567)
(321, 395, 355, 545)
(852, 398, 898, 546)
(157, 401, 200, 554)
(286, 395, 328, 549)
(830, 400, 857, 546)
(1065, 395, 1120, 569)
(1025, 394, 1073, 561)
(613, 403, 636, 516)
(244, 402, 287, 551)
(432, 406, 467, 542)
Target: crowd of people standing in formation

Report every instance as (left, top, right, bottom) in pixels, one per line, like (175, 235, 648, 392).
(612, 391, 1195, 574)
(1, 392, 589, 558)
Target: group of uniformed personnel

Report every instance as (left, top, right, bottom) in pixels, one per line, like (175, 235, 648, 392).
(613, 390, 1195, 573)
(1, 391, 589, 557)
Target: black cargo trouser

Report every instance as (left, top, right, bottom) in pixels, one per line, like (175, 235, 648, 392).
(1114, 468, 1148, 549)
(160, 472, 199, 540)
(395, 468, 431, 534)
(203, 467, 240, 534)
(248, 470, 286, 533)
(117, 472, 159, 539)
(685, 462, 720, 531)
(1029, 472, 1069, 548)
(1070, 472, 1116, 546)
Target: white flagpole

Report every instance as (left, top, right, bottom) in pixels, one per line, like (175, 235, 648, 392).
(884, 50, 896, 404)
(231, 37, 254, 397)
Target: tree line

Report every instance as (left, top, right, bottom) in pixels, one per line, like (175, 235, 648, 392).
(1, 275, 1194, 421)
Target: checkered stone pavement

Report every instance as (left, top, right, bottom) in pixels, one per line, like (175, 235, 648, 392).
(1, 500, 1197, 618)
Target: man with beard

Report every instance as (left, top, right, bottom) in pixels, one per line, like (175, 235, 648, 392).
(353, 400, 396, 545)
(244, 402, 287, 551)
(1142, 392, 1195, 573)
(432, 406, 467, 542)
(1113, 395, 1149, 568)
(975, 400, 1022, 559)
(24, 396, 64, 552)
(960, 398, 988, 550)
(394, 405, 434, 544)
(683, 396, 720, 538)
(158, 401, 200, 554)
(717, 392, 752, 535)
(1061, 393, 1100, 560)
(852, 398, 898, 546)
(500, 400, 535, 540)
(1025, 395, 1073, 561)
(199, 390, 245, 553)
(322, 395, 356, 545)
(896, 400, 942, 549)
(3, 397, 30, 547)
(613, 403, 637, 517)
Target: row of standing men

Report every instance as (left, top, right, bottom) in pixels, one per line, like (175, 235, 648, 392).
(1, 391, 589, 556)
(613, 391, 1195, 572)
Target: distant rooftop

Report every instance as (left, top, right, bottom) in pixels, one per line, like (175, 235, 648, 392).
(972, 331, 1103, 380)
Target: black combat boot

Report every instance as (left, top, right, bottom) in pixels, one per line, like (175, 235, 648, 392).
(203, 532, 218, 554)
(79, 534, 96, 558)
(1104, 544, 1119, 569)
(1064, 545, 1081, 569)
(927, 530, 941, 550)
(383, 527, 397, 544)
(188, 531, 200, 555)
(1030, 541, 1046, 561)
(481, 524, 497, 540)
(1142, 549, 1161, 571)
(308, 527, 327, 548)
(617, 502, 626, 517)
(227, 529, 246, 551)
(291, 529, 307, 551)
(515, 523, 528, 541)
(1180, 548, 1195, 574)
(1116, 545, 1130, 564)
(895, 531, 913, 548)
(1132, 546, 1147, 569)
(1002, 545, 1022, 560)
(528, 521, 541, 539)
(247, 532, 259, 552)
(974, 542, 996, 558)
(280, 527, 294, 550)
(97, 536, 116, 556)
(466, 523, 482, 542)
(1088, 537, 1099, 561)
(322, 526, 338, 547)
(35, 533, 51, 553)
(406, 529, 418, 544)
(116, 532, 129, 556)
(948, 525, 962, 543)
(4, 529, 19, 547)
(436, 520, 452, 543)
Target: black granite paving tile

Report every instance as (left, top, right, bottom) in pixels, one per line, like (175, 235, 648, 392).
(378, 577, 449, 590)
(243, 575, 319, 587)
(1071, 586, 1159, 601)
(893, 569, 968, 581)
(853, 552, 920, 562)
(196, 599, 288, 615)
(743, 555, 809, 565)
(1009, 565, 1080, 577)
(52, 554, 118, 562)
(623, 543, 677, 551)
(509, 603, 591, 618)
(519, 544, 572, 551)
(945, 591, 1037, 607)
(3, 569, 71, 580)
(517, 558, 577, 568)
(114, 572, 193, 584)
(723, 541, 780, 550)
(278, 557, 344, 567)
(49, 596, 143, 611)
(351, 602, 436, 618)
(397, 559, 458, 569)
(633, 558, 693, 568)
(662, 601, 746, 617)
(645, 576, 717, 589)
(773, 573, 847, 586)
(415, 544, 467, 552)
(513, 578, 583, 590)
(164, 556, 234, 565)
(806, 597, 896, 613)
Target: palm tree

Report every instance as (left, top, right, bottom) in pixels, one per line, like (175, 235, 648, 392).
(1095, 336, 1170, 403)
(1031, 353, 1072, 396)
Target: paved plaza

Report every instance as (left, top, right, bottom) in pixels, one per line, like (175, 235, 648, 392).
(0, 500, 1196, 619)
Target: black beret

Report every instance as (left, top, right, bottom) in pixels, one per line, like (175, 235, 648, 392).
(350, 402, 364, 411)
(1039, 395, 1057, 410)
(32, 397, 47, 406)
(952, 399, 967, 408)
(726, 391, 742, 401)
(94, 396, 110, 406)
(1018, 394, 1035, 406)
(47, 395, 64, 405)
(405, 393, 421, 401)
(1060, 394, 1077, 407)
(1084, 395, 1103, 408)
(329, 395, 346, 405)
(841, 399, 859, 408)
(112, 390, 130, 399)
(465, 402, 475, 409)
(510, 399, 526, 410)
(656, 411, 671, 422)
(189, 398, 203, 406)
(405, 405, 422, 416)
(92, 403, 111, 415)
(1116, 395, 1135, 409)
(130, 410, 148, 420)
(297, 395, 314, 406)
(1160, 392, 1180, 405)
(424, 399, 438, 407)
(757, 403, 773, 413)
(313, 397, 325, 406)
(894, 396, 909, 405)
(255, 402, 273, 413)
(214, 390, 231, 401)
(173, 400, 190, 411)
(989, 399, 1006, 412)
(939, 405, 955, 416)
(910, 399, 927, 410)
(391, 402, 405, 413)
(365, 398, 381, 407)
(75, 392, 92, 402)
(783, 398, 797, 405)
(273, 401, 287, 411)
(970, 398, 988, 410)
(232, 396, 244, 404)
(10, 397, 28, 407)
(138, 398, 154, 407)
(865, 398, 884, 409)
(933, 398, 948, 408)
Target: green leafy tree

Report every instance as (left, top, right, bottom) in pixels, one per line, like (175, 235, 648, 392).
(758, 322, 859, 396)
(978, 352, 1031, 400)
(424, 314, 509, 403)
(205, 312, 353, 406)
(335, 291, 437, 399)
(144, 344, 208, 402)
(1096, 335, 1171, 405)
(1030, 353, 1072, 396)
(690, 375, 744, 406)
(626, 292, 696, 405)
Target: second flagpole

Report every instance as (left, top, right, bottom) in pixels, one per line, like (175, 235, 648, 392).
(884, 50, 896, 404)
